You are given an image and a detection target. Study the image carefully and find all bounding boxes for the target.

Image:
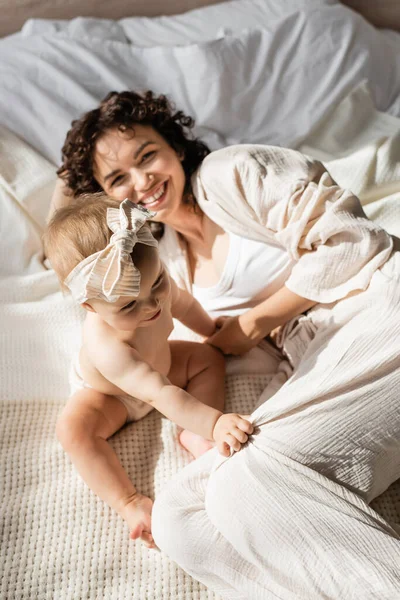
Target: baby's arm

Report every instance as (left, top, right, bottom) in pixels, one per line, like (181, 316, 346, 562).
(169, 277, 215, 337)
(96, 338, 252, 454)
(56, 389, 155, 547)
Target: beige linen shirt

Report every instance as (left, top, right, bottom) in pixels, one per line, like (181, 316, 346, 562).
(160, 144, 393, 303)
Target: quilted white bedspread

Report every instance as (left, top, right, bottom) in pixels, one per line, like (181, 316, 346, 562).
(1, 83, 399, 599)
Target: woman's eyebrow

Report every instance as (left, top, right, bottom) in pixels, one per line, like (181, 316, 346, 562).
(103, 169, 120, 184)
(133, 141, 153, 159)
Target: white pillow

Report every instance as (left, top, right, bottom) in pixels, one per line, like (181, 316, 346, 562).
(299, 81, 400, 239)
(20, 0, 333, 47)
(0, 127, 56, 276)
(1, 3, 400, 166)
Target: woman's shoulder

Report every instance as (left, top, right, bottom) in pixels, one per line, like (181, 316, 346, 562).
(197, 144, 318, 180)
(194, 145, 265, 191)
(200, 144, 269, 166)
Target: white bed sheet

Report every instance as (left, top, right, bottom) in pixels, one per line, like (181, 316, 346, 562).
(1, 0, 400, 596)
(1, 1, 400, 168)
(1, 82, 400, 600)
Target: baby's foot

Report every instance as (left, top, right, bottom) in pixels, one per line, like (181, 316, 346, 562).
(179, 429, 214, 458)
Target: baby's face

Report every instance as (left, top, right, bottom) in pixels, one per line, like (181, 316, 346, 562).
(89, 246, 170, 331)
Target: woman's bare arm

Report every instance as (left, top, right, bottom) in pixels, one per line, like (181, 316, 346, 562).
(47, 177, 73, 223)
(169, 277, 215, 337)
(207, 286, 316, 355)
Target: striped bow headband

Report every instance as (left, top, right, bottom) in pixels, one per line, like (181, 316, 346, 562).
(65, 199, 158, 304)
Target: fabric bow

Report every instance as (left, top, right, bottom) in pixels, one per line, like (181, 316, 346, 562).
(65, 199, 158, 303)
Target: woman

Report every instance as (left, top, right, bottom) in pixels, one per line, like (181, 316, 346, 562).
(50, 90, 400, 598)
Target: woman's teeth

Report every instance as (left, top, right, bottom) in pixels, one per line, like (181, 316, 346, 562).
(142, 183, 165, 206)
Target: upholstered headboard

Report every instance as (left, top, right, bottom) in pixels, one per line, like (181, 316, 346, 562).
(1, 0, 400, 38)
(342, 0, 400, 30)
(0, 0, 226, 38)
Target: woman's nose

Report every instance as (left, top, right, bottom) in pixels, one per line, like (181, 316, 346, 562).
(130, 168, 153, 191)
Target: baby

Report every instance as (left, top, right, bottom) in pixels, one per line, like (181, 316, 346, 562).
(44, 194, 253, 548)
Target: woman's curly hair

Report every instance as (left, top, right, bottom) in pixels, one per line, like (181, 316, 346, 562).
(58, 90, 210, 201)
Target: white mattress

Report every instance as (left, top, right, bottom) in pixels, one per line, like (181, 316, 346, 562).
(1, 1, 400, 597)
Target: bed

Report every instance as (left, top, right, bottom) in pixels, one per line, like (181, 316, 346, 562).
(1, 1, 400, 598)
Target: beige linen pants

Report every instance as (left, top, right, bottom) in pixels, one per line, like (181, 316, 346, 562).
(152, 251, 400, 600)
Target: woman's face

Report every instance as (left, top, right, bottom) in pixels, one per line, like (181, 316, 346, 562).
(93, 125, 186, 223)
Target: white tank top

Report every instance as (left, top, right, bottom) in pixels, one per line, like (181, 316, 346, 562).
(192, 232, 294, 318)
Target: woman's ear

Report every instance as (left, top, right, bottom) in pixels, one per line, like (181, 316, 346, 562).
(81, 302, 96, 313)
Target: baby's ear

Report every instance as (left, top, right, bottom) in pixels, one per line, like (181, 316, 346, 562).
(81, 302, 96, 313)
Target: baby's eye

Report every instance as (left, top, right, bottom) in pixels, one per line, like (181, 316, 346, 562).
(152, 273, 163, 289)
(122, 300, 136, 311)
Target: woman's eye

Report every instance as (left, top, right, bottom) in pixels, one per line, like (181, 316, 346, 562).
(141, 151, 155, 163)
(111, 174, 125, 187)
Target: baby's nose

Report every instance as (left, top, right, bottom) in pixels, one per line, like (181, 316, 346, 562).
(145, 295, 159, 310)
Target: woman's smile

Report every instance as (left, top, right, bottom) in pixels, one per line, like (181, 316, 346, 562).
(139, 182, 168, 210)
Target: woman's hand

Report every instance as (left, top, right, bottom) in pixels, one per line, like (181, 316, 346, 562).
(206, 313, 263, 355)
(213, 413, 254, 457)
(122, 493, 156, 548)
(207, 288, 317, 355)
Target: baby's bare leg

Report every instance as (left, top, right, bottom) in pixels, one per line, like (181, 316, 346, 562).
(168, 341, 225, 457)
(169, 340, 225, 410)
(57, 389, 155, 547)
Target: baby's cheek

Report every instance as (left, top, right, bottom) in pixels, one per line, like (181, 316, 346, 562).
(159, 278, 171, 300)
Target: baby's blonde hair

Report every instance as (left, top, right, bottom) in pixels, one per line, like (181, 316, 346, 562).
(44, 192, 122, 290)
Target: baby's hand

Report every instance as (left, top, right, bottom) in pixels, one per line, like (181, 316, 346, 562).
(213, 414, 254, 457)
(122, 493, 155, 548)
